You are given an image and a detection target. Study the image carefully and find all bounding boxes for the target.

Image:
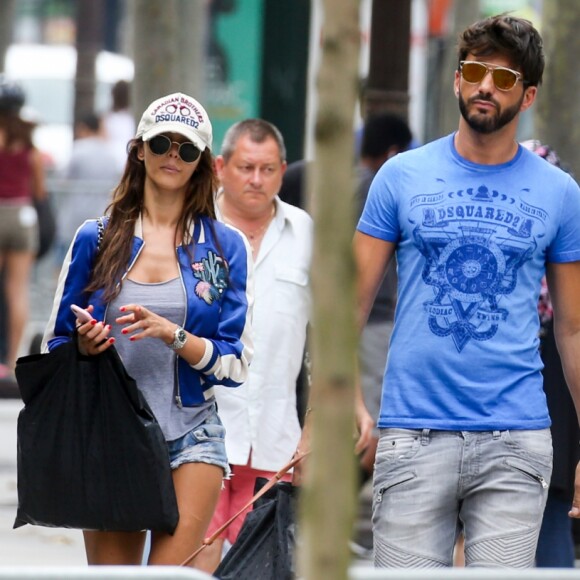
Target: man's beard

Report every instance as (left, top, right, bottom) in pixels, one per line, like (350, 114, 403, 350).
(458, 92, 524, 134)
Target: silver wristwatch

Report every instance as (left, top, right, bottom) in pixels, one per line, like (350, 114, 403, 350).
(167, 327, 187, 350)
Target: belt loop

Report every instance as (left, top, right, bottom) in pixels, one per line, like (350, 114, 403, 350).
(492, 430, 500, 439)
(421, 428, 430, 446)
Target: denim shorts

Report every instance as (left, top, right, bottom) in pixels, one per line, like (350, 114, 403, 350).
(373, 428, 552, 568)
(0, 205, 39, 253)
(166, 409, 230, 478)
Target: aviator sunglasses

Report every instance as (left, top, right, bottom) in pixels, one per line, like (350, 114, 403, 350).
(459, 61, 524, 92)
(147, 134, 201, 163)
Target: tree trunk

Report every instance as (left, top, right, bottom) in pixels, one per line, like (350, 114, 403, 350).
(426, 0, 479, 141)
(0, 0, 15, 70)
(74, 0, 105, 126)
(297, 1, 360, 579)
(176, 0, 205, 102)
(535, 0, 580, 178)
(365, 0, 411, 119)
(129, 0, 205, 121)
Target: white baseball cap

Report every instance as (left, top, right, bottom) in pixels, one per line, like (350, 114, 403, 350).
(136, 92, 212, 151)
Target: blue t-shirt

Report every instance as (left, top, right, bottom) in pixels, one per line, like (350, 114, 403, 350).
(357, 133, 580, 431)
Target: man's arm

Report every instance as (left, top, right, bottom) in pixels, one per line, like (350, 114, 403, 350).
(352, 231, 397, 450)
(546, 261, 580, 517)
(353, 231, 396, 330)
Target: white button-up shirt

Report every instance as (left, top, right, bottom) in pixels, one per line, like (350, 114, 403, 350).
(215, 196, 312, 471)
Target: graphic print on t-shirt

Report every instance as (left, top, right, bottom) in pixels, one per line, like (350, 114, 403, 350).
(410, 182, 546, 352)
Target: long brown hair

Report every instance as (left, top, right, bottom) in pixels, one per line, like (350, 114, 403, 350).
(86, 138, 218, 301)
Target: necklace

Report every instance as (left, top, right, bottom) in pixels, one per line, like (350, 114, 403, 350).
(221, 203, 276, 256)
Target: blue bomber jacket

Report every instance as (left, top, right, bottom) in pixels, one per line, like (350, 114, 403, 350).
(42, 215, 254, 406)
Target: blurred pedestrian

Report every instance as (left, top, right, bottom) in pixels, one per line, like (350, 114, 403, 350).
(102, 80, 136, 173)
(42, 92, 254, 565)
(55, 112, 120, 263)
(68, 112, 121, 181)
(355, 14, 580, 568)
(0, 78, 47, 378)
(521, 139, 580, 569)
(278, 158, 309, 210)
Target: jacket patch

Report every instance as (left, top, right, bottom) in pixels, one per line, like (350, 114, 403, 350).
(192, 251, 228, 304)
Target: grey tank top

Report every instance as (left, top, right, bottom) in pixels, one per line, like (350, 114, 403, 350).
(106, 277, 214, 441)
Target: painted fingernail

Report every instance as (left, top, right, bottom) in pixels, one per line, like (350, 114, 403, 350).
(120, 307, 126, 312)
(109, 338, 115, 344)
(129, 336, 135, 342)
(121, 328, 128, 335)
(106, 325, 112, 330)
(90, 320, 97, 325)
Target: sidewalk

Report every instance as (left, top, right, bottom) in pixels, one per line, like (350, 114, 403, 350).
(0, 400, 87, 566)
(10, 242, 377, 571)
(0, 245, 90, 566)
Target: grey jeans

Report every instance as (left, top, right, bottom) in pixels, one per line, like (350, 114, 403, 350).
(373, 428, 552, 568)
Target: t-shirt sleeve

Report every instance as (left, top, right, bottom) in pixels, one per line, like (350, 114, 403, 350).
(547, 175, 580, 263)
(356, 159, 400, 243)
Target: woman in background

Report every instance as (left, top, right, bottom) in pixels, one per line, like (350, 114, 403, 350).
(0, 79, 46, 378)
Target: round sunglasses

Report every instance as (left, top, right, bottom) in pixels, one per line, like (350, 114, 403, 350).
(459, 61, 524, 92)
(147, 134, 201, 163)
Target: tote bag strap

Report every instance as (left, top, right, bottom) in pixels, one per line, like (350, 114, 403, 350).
(180, 451, 309, 567)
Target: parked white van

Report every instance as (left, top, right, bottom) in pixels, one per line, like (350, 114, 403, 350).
(3, 44, 134, 172)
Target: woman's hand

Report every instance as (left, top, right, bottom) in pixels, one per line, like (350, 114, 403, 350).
(116, 304, 175, 344)
(76, 305, 115, 355)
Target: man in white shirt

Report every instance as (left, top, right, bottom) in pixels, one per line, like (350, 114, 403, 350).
(194, 118, 312, 572)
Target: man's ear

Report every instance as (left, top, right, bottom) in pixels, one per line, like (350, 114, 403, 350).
(454, 70, 460, 98)
(520, 85, 537, 113)
(214, 155, 225, 179)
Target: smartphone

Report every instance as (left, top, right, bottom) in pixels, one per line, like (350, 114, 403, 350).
(70, 304, 94, 324)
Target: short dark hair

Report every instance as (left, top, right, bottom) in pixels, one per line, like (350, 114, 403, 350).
(0, 78, 25, 114)
(77, 112, 101, 133)
(361, 113, 412, 159)
(221, 118, 286, 162)
(111, 80, 131, 111)
(457, 13, 544, 87)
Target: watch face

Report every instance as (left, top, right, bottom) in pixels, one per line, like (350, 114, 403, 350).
(177, 329, 187, 343)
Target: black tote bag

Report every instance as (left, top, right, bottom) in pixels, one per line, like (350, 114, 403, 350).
(14, 340, 179, 534)
(215, 480, 297, 580)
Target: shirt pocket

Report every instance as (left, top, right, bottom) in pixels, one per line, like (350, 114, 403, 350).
(274, 266, 309, 315)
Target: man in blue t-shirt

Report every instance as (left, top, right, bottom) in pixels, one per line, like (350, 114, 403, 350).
(355, 13, 580, 569)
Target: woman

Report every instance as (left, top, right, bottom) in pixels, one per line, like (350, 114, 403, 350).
(42, 92, 254, 565)
(0, 80, 46, 378)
